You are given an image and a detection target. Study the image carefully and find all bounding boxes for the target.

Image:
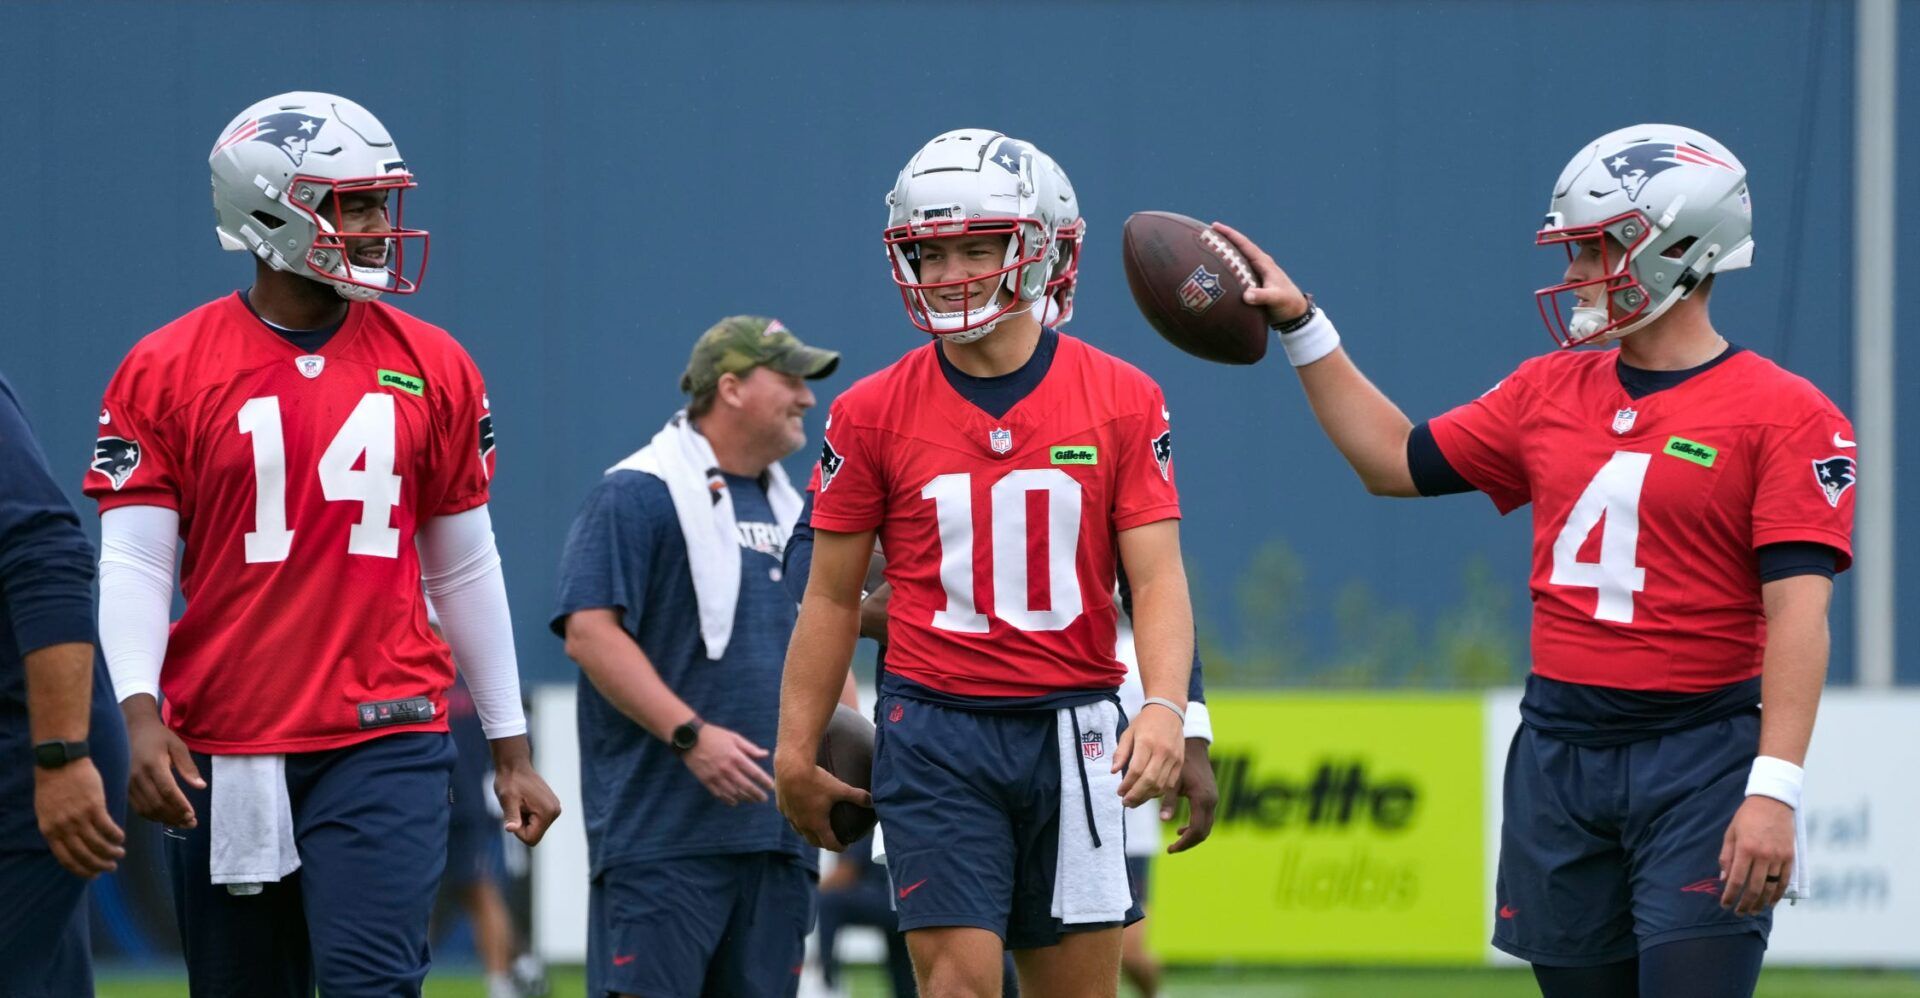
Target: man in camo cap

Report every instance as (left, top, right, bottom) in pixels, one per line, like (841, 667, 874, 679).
(553, 315, 842, 998)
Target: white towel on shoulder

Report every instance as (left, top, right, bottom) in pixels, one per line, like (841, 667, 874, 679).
(1051, 700, 1132, 924)
(209, 754, 299, 885)
(608, 410, 802, 660)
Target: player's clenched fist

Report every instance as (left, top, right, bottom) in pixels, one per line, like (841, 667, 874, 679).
(773, 755, 870, 853)
(1113, 705, 1185, 808)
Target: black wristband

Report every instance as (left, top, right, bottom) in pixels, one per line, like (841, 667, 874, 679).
(1271, 292, 1318, 334)
(33, 739, 90, 769)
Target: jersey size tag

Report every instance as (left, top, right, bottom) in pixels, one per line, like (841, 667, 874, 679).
(377, 369, 426, 396)
(1662, 436, 1718, 468)
(357, 696, 435, 729)
(1050, 445, 1098, 465)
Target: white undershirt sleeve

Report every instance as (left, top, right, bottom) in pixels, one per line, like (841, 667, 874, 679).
(418, 505, 528, 739)
(98, 505, 181, 704)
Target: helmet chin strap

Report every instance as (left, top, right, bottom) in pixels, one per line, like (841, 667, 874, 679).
(929, 296, 1037, 345)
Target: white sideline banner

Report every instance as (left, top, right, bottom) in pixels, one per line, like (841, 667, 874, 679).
(530, 682, 589, 963)
(1481, 689, 1920, 966)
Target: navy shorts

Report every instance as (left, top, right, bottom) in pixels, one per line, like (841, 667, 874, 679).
(0, 849, 94, 998)
(166, 731, 457, 997)
(587, 852, 815, 998)
(873, 694, 1141, 950)
(1493, 710, 1770, 966)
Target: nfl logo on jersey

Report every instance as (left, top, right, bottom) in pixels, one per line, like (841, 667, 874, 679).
(1612, 407, 1638, 434)
(1080, 729, 1105, 761)
(989, 427, 1013, 454)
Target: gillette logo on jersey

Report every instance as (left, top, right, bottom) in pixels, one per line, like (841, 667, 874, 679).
(807, 334, 1180, 697)
(213, 112, 327, 167)
(1601, 142, 1737, 202)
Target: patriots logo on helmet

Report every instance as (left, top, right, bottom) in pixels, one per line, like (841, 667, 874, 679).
(1602, 142, 1737, 202)
(213, 112, 328, 167)
(988, 138, 1034, 176)
(91, 436, 141, 491)
(818, 437, 844, 490)
(1812, 455, 1856, 508)
(1152, 429, 1173, 481)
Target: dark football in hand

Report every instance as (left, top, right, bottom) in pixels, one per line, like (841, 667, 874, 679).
(1122, 211, 1268, 364)
(816, 703, 877, 846)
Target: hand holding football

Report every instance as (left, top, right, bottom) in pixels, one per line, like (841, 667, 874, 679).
(1122, 211, 1268, 364)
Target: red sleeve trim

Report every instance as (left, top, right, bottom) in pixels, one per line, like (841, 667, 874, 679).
(807, 510, 884, 534)
(1113, 504, 1182, 532)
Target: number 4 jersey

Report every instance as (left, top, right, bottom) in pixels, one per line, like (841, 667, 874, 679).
(809, 334, 1180, 698)
(1428, 347, 1854, 693)
(85, 293, 495, 753)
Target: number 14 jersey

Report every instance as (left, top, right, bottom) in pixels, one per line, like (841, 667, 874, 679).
(1429, 347, 1854, 693)
(85, 293, 495, 753)
(809, 334, 1181, 698)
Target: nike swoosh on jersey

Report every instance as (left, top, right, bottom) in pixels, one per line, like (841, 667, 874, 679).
(1834, 432, 1856, 448)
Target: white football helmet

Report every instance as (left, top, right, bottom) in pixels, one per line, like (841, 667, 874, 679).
(210, 92, 427, 301)
(1536, 123, 1752, 347)
(1032, 148, 1083, 328)
(884, 129, 1060, 342)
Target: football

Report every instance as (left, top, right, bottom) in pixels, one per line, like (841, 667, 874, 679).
(1121, 211, 1269, 364)
(816, 703, 878, 845)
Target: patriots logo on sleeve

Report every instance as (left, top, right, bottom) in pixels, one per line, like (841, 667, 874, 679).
(818, 437, 844, 491)
(91, 437, 141, 491)
(1812, 455, 1856, 508)
(477, 414, 496, 475)
(1152, 429, 1173, 481)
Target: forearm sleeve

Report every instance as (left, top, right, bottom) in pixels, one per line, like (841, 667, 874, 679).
(98, 504, 179, 702)
(419, 505, 527, 739)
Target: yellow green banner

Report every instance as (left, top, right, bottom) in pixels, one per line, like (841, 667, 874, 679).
(1154, 694, 1486, 964)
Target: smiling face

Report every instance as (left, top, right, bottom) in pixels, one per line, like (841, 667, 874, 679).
(911, 232, 1015, 318)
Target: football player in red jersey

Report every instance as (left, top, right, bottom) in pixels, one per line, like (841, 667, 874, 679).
(1216, 124, 1851, 998)
(775, 129, 1195, 998)
(86, 92, 559, 997)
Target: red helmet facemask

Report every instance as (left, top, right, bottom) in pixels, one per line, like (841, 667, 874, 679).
(290, 172, 430, 296)
(884, 216, 1047, 337)
(1534, 210, 1654, 349)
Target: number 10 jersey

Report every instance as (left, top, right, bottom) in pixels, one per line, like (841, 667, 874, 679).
(809, 334, 1181, 698)
(85, 293, 495, 753)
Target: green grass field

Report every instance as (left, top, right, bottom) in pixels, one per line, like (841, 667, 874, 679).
(95, 965, 1920, 997)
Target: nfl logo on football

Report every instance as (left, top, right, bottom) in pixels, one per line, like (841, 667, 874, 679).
(989, 427, 1013, 454)
(1612, 406, 1638, 434)
(1177, 265, 1223, 314)
(1080, 729, 1104, 762)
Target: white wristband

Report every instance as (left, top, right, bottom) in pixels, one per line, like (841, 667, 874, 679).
(1182, 699, 1213, 743)
(1277, 309, 1341, 367)
(1141, 697, 1186, 724)
(1745, 755, 1804, 811)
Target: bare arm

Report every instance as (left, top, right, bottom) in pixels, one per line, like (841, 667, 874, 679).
(1718, 572, 1832, 915)
(28, 642, 126, 877)
(776, 528, 873, 774)
(563, 608, 697, 740)
(1213, 222, 1419, 497)
(1111, 520, 1193, 807)
(1755, 573, 1832, 765)
(773, 526, 875, 850)
(25, 642, 93, 745)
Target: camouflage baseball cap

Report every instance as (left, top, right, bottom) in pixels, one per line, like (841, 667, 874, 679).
(679, 316, 840, 395)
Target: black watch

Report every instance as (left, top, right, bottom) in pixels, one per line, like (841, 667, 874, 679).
(33, 739, 90, 770)
(670, 718, 705, 755)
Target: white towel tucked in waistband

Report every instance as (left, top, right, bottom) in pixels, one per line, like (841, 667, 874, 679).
(209, 754, 299, 886)
(1051, 700, 1132, 924)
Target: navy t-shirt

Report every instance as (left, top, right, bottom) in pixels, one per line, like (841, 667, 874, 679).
(551, 469, 813, 876)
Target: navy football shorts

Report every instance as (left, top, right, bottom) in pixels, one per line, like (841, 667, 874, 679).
(587, 852, 815, 998)
(1493, 710, 1770, 966)
(872, 693, 1141, 950)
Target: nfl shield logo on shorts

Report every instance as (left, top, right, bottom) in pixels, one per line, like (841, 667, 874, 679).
(989, 427, 1013, 454)
(1080, 729, 1105, 762)
(1611, 406, 1638, 434)
(1177, 265, 1224, 314)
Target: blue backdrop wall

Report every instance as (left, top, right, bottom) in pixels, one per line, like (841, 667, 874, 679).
(1, 0, 1906, 684)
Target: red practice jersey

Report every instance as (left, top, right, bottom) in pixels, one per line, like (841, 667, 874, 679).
(1429, 348, 1854, 693)
(85, 293, 495, 753)
(809, 334, 1180, 697)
